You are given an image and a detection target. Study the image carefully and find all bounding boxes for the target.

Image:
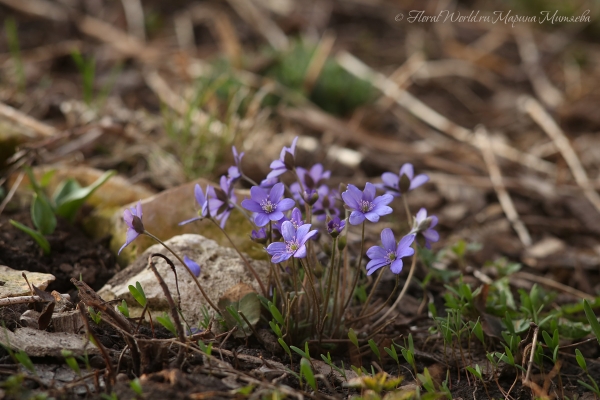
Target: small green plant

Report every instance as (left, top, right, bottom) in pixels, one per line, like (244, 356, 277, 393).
(88, 307, 102, 325)
(320, 352, 347, 381)
(128, 282, 147, 307)
(156, 313, 177, 337)
(71, 49, 122, 107)
(197, 340, 213, 356)
(576, 348, 600, 395)
(117, 300, 130, 317)
(130, 378, 143, 397)
(61, 349, 81, 376)
(300, 357, 317, 392)
(9, 168, 115, 255)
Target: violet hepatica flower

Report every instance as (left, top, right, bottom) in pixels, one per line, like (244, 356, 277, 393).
(313, 187, 340, 221)
(366, 229, 415, 276)
(119, 200, 145, 255)
(266, 220, 318, 263)
(327, 216, 345, 238)
(267, 136, 298, 179)
(342, 182, 393, 225)
(260, 177, 279, 189)
(183, 255, 201, 277)
(179, 184, 210, 226)
(241, 182, 295, 227)
(209, 175, 237, 229)
(251, 227, 267, 244)
(410, 208, 439, 249)
(291, 163, 331, 200)
(379, 163, 429, 197)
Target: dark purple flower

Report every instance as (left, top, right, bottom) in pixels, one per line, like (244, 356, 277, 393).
(209, 176, 237, 229)
(366, 229, 415, 276)
(179, 184, 210, 226)
(183, 255, 201, 277)
(379, 163, 429, 197)
(251, 227, 267, 244)
(119, 201, 144, 255)
(267, 137, 298, 179)
(241, 183, 295, 227)
(266, 220, 318, 263)
(341, 183, 393, 225)
(327, 216, 345, 238)
(410, 208, 439, 249)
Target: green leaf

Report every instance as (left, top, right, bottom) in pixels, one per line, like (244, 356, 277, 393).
(156, 314, 177, 337)
(24, 166, 51, 207)
(368, 339, 380, 361)
(128, 282, 147, 307)
(54, 170, 115, 222)
(130, 378, 143, 396)
(117, 300, 129, 317)
(219, 289, 261, 338)
(62, 349, 80, 375)
(10, 219, 51, 255)
(384, 346, 399, 363)
(300, 357, 317, 391)
(31, 194, 56, 235)
(52, 178, 82, 208)
(268, 302, 285, 326)
(348, 328, 359, 348)
(583, 300, 600, 345)
(575, 349, 588, 372)
(15, 350, 35, 373)
(290, 345, 308, 359)
(278, 338, 292, 358)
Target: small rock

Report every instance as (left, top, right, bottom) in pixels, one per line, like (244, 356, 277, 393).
(0, 327, 99, 357)
(98, 234, 269, 325)
(0, 265, 55, 298)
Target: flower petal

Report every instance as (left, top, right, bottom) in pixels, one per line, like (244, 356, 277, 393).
(254, 213, 270, 227)
(266, 241, 286, 256)
(183, 255, 201, 277)
(390, 259, 404, 274)
(381, 172, 399, 188)
(118, 229, 139, 255)
(281, 221, 296, 242)
(366, 245, 387, 259)
(399, 163, 414, 179)
(123, 208, 134, 228)
(415, 208, 427, 223)
(179, 216, 202, 226)
(294, 245, 307, 258)
(423, 229, 440, 242)
(363, 182, 376, 201)
(349, 211, 365, 225)
(373, 194, 393, 207)
(269, 183, 284, 203)
(366, 262, 386, 276)
(135, 201, 143, 218)
(409, 174, 429, 190)
(364, 212, 381, 223)
(277, 198, 295, 212)
(241, 199, 262, 213)
(380, 228, 396, 251)
(250, 186, 268, 203)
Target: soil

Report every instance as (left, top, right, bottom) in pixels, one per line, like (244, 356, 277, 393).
(0, 208, 117, 296)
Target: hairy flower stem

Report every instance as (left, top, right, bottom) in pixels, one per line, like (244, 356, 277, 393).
(349, 275, 399, 323)
(241, 173, 259, 187)
(372, 243, 418, 326)
(301, 258, 322, 337)
(322, 238, 337, 311)
(327, 244, 343, 336)
(143, 231, 220, 313)
(403, 195, 412, 225)
(208, 218, 267, 296)
(358, 268, 384, 317)
(333, 222, 365, 336)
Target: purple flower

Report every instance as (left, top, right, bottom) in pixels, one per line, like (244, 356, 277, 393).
(341, 183, 393, 225)
(266, 220, 318, 263)
(251, 227, 267, 244)
(379, 163, 429, 197)
(119, 201, 144, 255)
(260, 177, 279, 189)
(232, 146, 244, 169)
(227, 166, 241, 183)
(241, 183, 295, 227)
(179, 184, 210, 226)
(209, 176, 237, 229)
(410, 208, 439, 249)
(183, 255, 201, 277)
(312, 187, 340, 221)
(267, 137, 298, 179)
(291, 163, 331, 194)
(327, 216, 345, 238)
(366, 229, 415, 276)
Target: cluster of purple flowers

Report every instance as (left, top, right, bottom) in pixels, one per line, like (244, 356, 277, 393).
(119, 137, 440, 283)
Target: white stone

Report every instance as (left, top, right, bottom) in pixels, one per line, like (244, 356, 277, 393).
(0, 265, 55, 298)
(98, 234, 269, 325)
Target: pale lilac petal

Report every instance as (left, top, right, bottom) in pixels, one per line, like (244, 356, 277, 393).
(254, 213, 270, 227)
(366, 262, 386, 275)
(363, 183, 376, 201)
(296, 224, 311, 239)
(390, 259, 404, 274)
(294, 245, 307, 258)
(399, 163, 414, 180)
(290, 136, 298, 154)
(429, 215, 438, 228)
(135, 201, 142, 218)
(423, 229, 440, 242)
(349, 211, 365, 225)
(364, 212, 381, 223)
(398, 234, 415, 250)
(183, 255, 201, 277)
(381, 172, 399, 188)
(241, 199, 263, 213)
(373, 194, 393, 207)
(266, 241, 286, 256)
(250, 186, 268, 203)
(299, 229, 318, 245)
(397, 245, 415, 259)
(281, 221, 296, 242)
(409, 174, 429, 190)
(269, 183, 284, 203)
(366, 246, 386, 259)
(380, 228, 396, 251)
(277, 198, 295, 212)
(118, 229, 139, 255)
(179, 216, 202, 226)
(415, 208, 427, 223)
(123, 208, 134, 228)
(341, 190, 359, 210)
(269, 210, 284, 221)
(272, 251, 292, 264)
(194, 184, 206, 207)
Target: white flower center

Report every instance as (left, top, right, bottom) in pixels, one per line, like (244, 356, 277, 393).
(360, 200, 375, 213)
(286, 240, 300, 253)
(260, 199, 275, 213)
